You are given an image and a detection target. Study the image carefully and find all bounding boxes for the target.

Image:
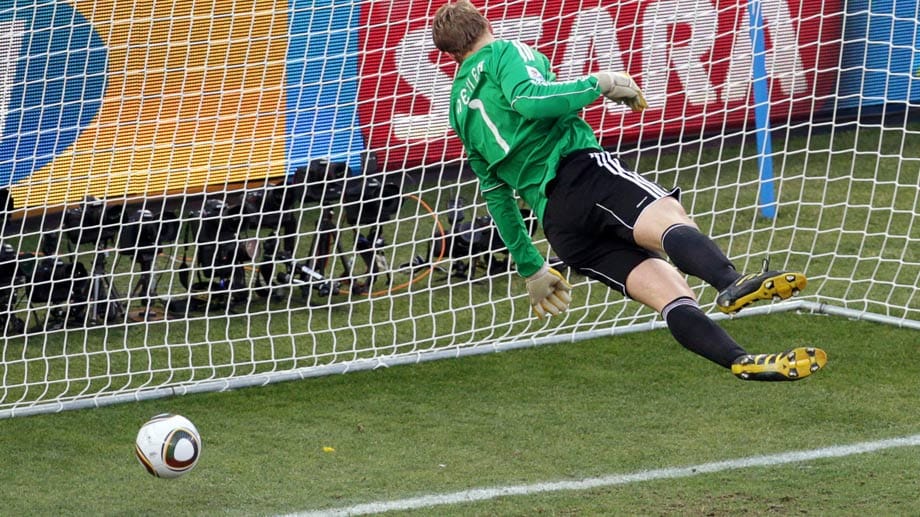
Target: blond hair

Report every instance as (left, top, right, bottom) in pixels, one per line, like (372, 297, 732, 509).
(432, 0, 490, 61)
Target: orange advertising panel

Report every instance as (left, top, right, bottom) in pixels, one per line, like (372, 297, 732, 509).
(8, 0, 288, 209)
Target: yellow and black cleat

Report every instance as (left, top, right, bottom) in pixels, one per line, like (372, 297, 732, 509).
(717, 268, 807, 314)
(732, 347, 828, 381)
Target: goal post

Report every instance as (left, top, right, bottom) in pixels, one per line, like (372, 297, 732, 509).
(0, 0, 917, 418)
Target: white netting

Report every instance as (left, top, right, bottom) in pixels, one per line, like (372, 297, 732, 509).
(0, 0, 917, 417)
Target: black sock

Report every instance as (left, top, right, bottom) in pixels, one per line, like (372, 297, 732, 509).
(662, 297, 747, 368)
(661, 224, 740, 291)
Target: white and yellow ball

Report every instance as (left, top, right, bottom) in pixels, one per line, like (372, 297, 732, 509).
(134, 413, 201, 478)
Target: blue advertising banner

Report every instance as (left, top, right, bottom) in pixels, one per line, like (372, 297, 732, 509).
(838, 0, 920, 108)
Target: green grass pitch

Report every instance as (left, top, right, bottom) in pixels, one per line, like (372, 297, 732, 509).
(0, 315, 918, 515)
(0, 123, 918, 515)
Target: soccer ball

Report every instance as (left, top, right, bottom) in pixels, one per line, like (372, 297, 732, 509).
(134, 413, 201, 478)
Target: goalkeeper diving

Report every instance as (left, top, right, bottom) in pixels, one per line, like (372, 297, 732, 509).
(431, 0, 826, 381)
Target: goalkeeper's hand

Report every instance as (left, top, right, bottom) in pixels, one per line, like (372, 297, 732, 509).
(525, 263, 573, 319)
(593, 71, 648, 113)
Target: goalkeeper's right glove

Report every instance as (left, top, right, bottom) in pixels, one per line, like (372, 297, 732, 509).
(593, 71, 648, 113)
(525, 263, 573, 319)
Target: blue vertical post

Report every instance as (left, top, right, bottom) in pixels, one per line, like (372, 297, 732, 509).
(748, 0, 776, 219)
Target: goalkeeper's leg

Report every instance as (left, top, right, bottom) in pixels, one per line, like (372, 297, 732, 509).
(627, 258, 745, 368)
(627, 258, 826, 381)
(634, 197, 806, 313)
(633, 197, 739, 289)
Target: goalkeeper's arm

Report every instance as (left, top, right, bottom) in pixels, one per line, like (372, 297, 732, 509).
(470, 154, 574, 319)
(479, 183, 573, 319)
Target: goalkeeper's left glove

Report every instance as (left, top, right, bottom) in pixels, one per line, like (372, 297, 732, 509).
(525, 263, 573, 319)
(593, 71, 648, 113)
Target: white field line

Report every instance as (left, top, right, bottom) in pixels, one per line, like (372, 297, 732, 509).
(285, 434, 920, 517)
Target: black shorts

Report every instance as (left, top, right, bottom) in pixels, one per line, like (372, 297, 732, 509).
(543, 149, 680, 297)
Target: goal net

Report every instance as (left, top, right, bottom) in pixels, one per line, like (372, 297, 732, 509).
(0, 0, 917, 417)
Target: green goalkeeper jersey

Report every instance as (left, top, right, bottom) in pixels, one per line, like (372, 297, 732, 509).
(448, 39, 604, 277)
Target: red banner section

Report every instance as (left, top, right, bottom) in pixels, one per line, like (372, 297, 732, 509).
(359, 0, 842, 170)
